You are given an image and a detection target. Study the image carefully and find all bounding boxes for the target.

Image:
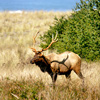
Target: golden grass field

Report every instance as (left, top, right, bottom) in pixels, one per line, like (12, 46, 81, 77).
(0, 11, 100, 100)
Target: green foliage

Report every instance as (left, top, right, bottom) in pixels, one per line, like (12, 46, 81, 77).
(40, 0, 100, 61)
(40, 16, 68, 51)
(75, 0, 100, 11)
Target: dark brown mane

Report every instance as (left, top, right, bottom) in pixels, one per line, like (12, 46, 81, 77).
(35, 55, 52, 74)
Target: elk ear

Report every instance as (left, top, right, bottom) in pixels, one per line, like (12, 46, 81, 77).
(31, 48, 37, 53)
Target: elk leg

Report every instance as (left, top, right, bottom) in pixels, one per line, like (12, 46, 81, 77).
(65, 70, 71, 79)
(50, 73, 57, 87)
(73, 68, 84, 86)
(52, 73, 57, 84)
(74, 70, 84, 79)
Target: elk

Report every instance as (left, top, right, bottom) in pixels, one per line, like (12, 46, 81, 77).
(30, 31, 84, 86)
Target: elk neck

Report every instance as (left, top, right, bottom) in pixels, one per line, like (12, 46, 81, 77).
(35, 55, 52, 74)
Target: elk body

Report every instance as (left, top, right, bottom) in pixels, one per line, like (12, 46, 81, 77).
(30, 32, 84, 86)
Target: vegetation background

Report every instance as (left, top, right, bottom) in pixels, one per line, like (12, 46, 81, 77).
(0, 0, 100, 99)
(40, 0, 100, 61)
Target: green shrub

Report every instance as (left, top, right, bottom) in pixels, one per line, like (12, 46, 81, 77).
(40, 0, 100, 61)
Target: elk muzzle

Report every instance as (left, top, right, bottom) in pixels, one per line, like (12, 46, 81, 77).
(30, 60, 34, 64)
(30, 55, 41, 64)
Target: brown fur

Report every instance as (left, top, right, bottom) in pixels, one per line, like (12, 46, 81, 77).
(30, 51, 84, 86)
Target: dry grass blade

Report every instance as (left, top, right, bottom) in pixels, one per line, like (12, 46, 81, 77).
(11, 93, 19, 99)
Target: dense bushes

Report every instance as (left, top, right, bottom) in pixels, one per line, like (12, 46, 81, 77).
(40, 0, 100, 61)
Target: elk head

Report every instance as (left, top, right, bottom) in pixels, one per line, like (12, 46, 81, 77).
(30, 31, 58, 65)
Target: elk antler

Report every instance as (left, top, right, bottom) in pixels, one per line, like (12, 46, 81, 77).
(41, 31, 58, 52)
(33, 31, 39, 44)
(31, 31, 39, 53)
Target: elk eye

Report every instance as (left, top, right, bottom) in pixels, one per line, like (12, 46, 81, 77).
(36, 51, 41, 54)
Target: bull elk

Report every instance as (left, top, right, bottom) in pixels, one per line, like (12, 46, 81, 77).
(30, 31, 84, 86)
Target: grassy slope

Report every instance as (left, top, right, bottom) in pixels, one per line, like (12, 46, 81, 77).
(0, 11, 100, 100)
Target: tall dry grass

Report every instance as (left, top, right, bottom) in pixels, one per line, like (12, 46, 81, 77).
(0, 11, 72, 80)
(0, 11, 100, 100)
